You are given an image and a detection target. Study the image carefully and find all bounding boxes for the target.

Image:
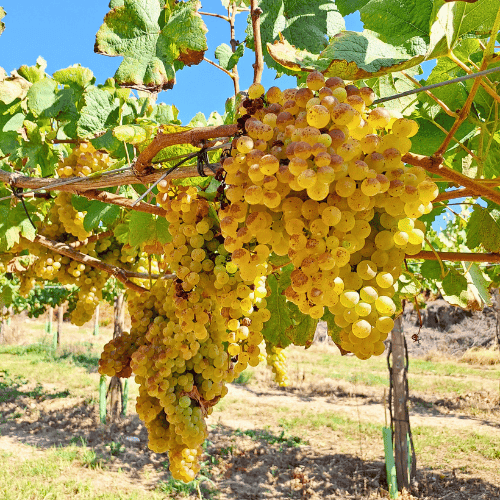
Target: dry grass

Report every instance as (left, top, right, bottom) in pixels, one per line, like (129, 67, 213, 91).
(459, 346, 500, 366)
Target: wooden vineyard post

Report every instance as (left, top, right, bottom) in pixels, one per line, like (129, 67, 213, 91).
(55, 303, 63, 349)
(390, 315, 412, 491)
(109, 294, 125, 421)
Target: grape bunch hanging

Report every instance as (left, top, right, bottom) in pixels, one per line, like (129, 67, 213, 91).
(99, 72, 438, 481)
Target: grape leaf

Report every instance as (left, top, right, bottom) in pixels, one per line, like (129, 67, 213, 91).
(466, 205, 500, 252)
(335, 0, 370, 16)
(17, 57, 47, 84)
(0, 7, 5, 36)
(83, 202, 120, 231)
(152, 103, 180, 124)
(268, 31, 425, 80)
(128, 211, 171, 247)
(442, 269, 468, 296)
(95, 0, 208, 92)
(0, 70, 30, 105)
(321, 307, 342, 345)
(359, 0, 433, 48)
(77, 87, 119, 139)
(53, 65, 95, 90)
(113, 124, 148, 145)
(247, 0, 345, 74)
(464, 262, 492, 307)
(262, 265, 317, 348)
(427, 0, 500, 59)
(420, 260, 444, 280)
(215, 43, 244, 71)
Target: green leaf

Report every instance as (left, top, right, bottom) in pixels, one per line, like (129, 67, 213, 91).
(215, 43, 244, 71)
(26, 78, 57, 117)
(215, 43, 232, 70)
(427, 0, 500, 59)
(187, 111, 207, 128)
(262, 265, 317, 348)
(17, 57, 47, 83)
(77, 87, 118, 139)
(153, 103, 180, 124)
(466, 205, 500, 252)
(442, 269, 468, 297)
(321, 307, 342, 345)
(335, 0, 369, 17)
(113, 124, 148, 144)
(53, 65, 95, 89)
(247, 0, 345, 74)
(19, 218, 36, 242)
(464, 262, 492, 307)
(420, 260, 443, 281)
(268, 31, 425, 80)
(127, 211, 171, 247)
(0, 7, 5, 36)
(361, 66, 422, 114)
(360, 0, 433, 48)
(95, 0, 208, 92)
(261, 270, 293, 348)
(83, 202, 120, 231)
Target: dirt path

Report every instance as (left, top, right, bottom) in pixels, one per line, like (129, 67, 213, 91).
(216, 384, 500, 436)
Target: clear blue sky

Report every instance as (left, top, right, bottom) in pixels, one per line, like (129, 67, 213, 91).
(0, 1, 364, 123)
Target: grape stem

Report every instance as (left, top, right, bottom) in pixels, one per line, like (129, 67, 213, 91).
(401, 71, 458, 118)
(435, 9, 500, 156)
(31, 234, 149, 294)
(409, 250, 500, 263)
(250, 0, 264, 85)
(402, 152, 500, 206)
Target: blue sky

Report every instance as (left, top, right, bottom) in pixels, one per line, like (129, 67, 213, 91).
(0, 1, 365, 123)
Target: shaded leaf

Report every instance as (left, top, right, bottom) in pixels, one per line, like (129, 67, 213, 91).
(464, 262, 492, 307)
(321, 307, 342, 345)
(420, 260, 444, 281)
(466, 205, 500, 252)
(335, 0, 370, 16)
(95, 0, 208, 92)
(442, 269, 468, 296)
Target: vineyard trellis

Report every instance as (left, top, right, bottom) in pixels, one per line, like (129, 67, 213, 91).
(1, 0, 500, 493)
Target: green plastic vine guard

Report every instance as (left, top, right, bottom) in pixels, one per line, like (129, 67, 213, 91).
(99, 375, 107, 424)
(52, 328, 58, 350)
(93, 321, 99, 337)
(383, 427, 398, 499)
(122, 379, 129, 417)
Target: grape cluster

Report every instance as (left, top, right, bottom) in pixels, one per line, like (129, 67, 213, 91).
(100, 186, 273, 481)
(56, 142, 112, 178)
(221, 74, 438, 359)
(265, 344, 289, 387)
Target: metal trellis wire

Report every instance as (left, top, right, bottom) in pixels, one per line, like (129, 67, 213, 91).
(372, 66, 500, 105)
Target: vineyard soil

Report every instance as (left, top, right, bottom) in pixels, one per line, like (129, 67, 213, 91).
(1, 309, 499, 500)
